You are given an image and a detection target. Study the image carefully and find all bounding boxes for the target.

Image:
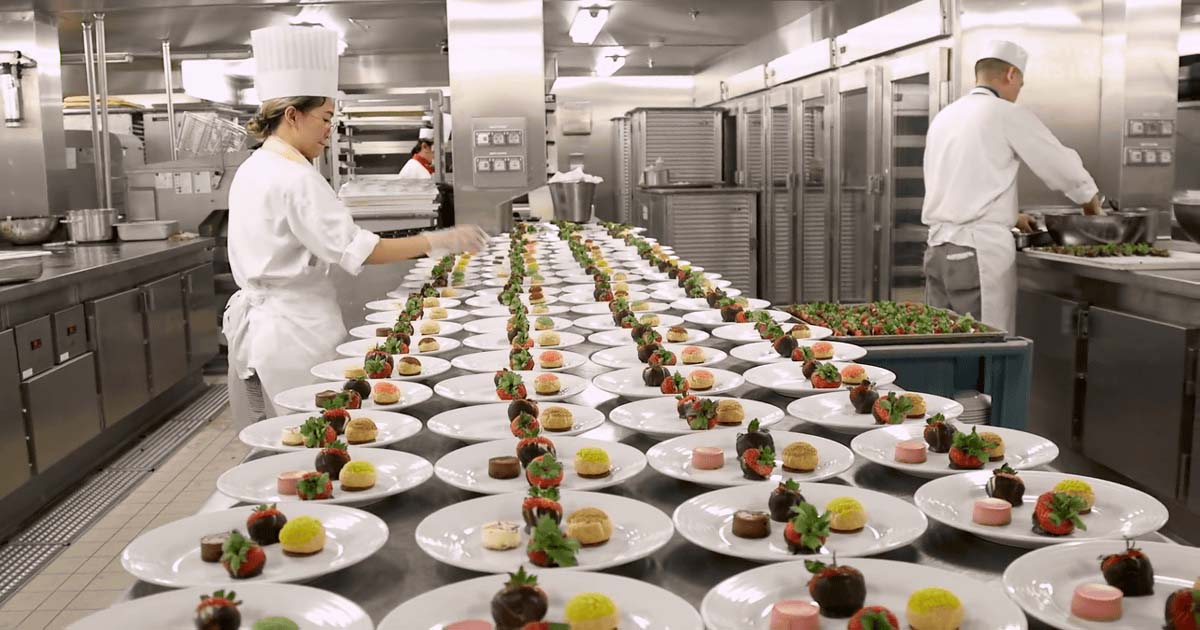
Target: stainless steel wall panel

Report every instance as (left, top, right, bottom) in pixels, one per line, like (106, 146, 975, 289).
(630, 108, 724, 185)
(182, 264, 218, 372)
(0, 330, 31, 499)
(23, 354, 100, 472)
(661, 193, 757, 293)
(143, 274, 187, 395)
(88, 288, 149, 427)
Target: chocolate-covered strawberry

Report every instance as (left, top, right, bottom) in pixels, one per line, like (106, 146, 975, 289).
(791, 345, 814, 364)
(521, 487, 563, 528)
(637, 341, 661, 363)
(642, 365, 668, 387)
(496, 369, 528, 400)
(740, 447, 776, 480)
(510, 329, 534, 350)
(923, 413, 956, 453)
(720, 303, 744, 323)
(525, 453, 564, 489)
(516, 431, 556, 468)
(1100, 540, 1155, 596)
(1163, 588, 1199, 630)
(986, 464, 1025, 506)
(805, 556, 866, 618)
(491, 566, 549, 630)
(195, 589, 241, 630)
(736, 419, 775, 458)
(647, 348, 678, 367)
(511, 412, 540, 438)
(810, 363, 842, 389)
(526, 516, 580, 568)
(686, 398, 719, 431)
(772, 334, 798, 358)
(300, 417, 336, 448)
(660, 372, 689, 395)
(245, 504, 287, 546)
(801, 357, 822, 380)
(1032, 491, 1088, 536)
(706, 291, 727, 308)
(848, 606, 899, 630)
(872, 392, 913, 425)
(769, 479, 806, 522)
(612, 310, 635, 327)
(676, 394, 699, 419)
(220, 531, 265, 579)
(315, 440, 351, 480)
(343, 376, 373, 400)
(510, 348, 535, 371)
(630, 324, 660, 343)
(381, 335, 409, 355)
(948, 427, 995, 469)
(508, 398, 540, 421)
(785, 503, 831, 555)
(848, 380, 879, 415)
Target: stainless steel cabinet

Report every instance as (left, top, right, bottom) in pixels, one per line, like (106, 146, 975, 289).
(795, 77, 832, 302)
(144, 273, 188, 394)
(89, 288, 150, 427)
(182, 264, 219, 372)
(23, 354, 100, 472)
(0, 330, 31, 498)
(761, 90, 795, 305)
(628, 108, 724, 185)
(14, 316, 53, 380)
(52, 305, 88, 364)
(1016, 289, 1083, 448)
(648, 191, 758, 293)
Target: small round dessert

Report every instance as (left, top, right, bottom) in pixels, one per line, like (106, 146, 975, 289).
(840, 364, 867, 386)
(417, 338, 440, 353)
(769, 600, 820, 630)
(280, 426, 303, 447)
(252, 617, 299, 630)
(732, 510, 771, 539)
(278, 516, 326, 557)
(429, 307, 449, 320)
(894, 439, 928, 464)
(344, 418, 378, 445)
(825, 497, 868, 533)
(1054, 479, 1096, 513)
(343, 367, 368, 380)
(340, 460, 377, 491)
(276, 470, 307, 496)
(422, 296, 441, 308)
(681, 346, 706, 365)
(199, 533, 229, 563)
(714, 399, 745, 426)
(631, 300, 649, 312)
(372, 382, 401, 405)
(444, 621, 491, 630)
(481, 520, 522, 551)
(565, 507, 613, 546)
(537, 332, 561, 347)
(640, 314, 661, 327)
(538, 350, 564, 369)
(540, 406, 574, 432)
(564, 593, 619, 630)
(666, 326, 689, 343)
(397, 357, 423, 376)
(810, 341, 835, 360)
(979, 430, 1006, 461)
(781, 441, 819, 473)
(574, 447, 611, 479)
(534, 316, 554, 331)
(419, 320, 441, 335)
(687, 369, 716, 391)
(533, 374, 561, 395)
(489, 456, 522, 480)
(1071, 583, 1123, 622)
(972, 497, 1013, 526)
(788, 324, 812, 340)
(901, 393, 927, 418)
(692, 446, 725, 470)
(906, 588, 964, 630)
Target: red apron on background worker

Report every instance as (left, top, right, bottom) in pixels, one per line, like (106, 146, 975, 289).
(399, 137, 436, 180)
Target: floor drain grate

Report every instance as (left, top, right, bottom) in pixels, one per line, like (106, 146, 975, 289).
(174, 386, 229, 423)
(14, 470, 150, 545)
(110, 387, 228, 471)
(0, 544, 65, 602)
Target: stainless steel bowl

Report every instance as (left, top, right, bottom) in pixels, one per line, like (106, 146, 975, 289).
(1173, 198, 1200, 243)
(0, 216, 60, 245)
(1041, 211, 1152, 246)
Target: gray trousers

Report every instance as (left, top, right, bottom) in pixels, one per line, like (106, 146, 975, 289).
(923, 243, 983, 319)
(227, 364, 275, 431)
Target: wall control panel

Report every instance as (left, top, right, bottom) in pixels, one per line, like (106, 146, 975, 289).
(1123, 117, 1176, 167)
(470, 117, 527, 188)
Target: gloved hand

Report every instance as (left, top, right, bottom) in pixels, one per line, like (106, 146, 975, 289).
(423, 225, 489, 258)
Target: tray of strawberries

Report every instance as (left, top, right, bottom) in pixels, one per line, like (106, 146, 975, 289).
(783, 301, 1006, 345)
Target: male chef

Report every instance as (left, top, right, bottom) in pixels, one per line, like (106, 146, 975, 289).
(922, 40, 1100, 333)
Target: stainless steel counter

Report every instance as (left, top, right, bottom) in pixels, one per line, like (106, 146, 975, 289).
(1017, 239, 1200, 309)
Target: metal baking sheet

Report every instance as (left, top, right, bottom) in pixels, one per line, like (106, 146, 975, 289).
(784, 305, 1009, 346)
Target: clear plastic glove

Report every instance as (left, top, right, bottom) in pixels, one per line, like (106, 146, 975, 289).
(423, 225, 489, 258)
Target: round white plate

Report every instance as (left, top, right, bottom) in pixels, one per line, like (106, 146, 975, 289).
(609, 396, 785, 439)
(238, 410, 422, 452)
(388, 287, 475, 300)
(712, 323, 834, 344)
(569, 300, 670, 315)
(464, 316, 575, 335)
(466, 294, 560, 308)
(592, 366, 745, 399)
(914, 470, 1170, 548)
(335, 336, 461, 358)
(648, 278, 725, 292)
(562, 273, 646, 285)
(702, 558, 1027, 630)
(69, 583, 374, 630)
(683, 309, 792, 329)
(435, 436, 647, 494)
(477, 285, 567, 296)
(744, 361, 897, 398)
(588, 326, 710, 347)
(852, 423, 1059, 478)
(272, 380, 434, 413)
(484, 276, 564, 287)
(426, 402, 606, 443)
(674, 483, 928, 562)
(671, 297, 770, 312)
(379, 570, 702, 630)
(651, 286, 733, 302)
(365, 303, 470, 320)
(730, 339, 867, 364)
(648, 430, 855, 487)
(589, 344, 727, 369)
(787, 390, 964, 434)
(365, 297, 462, 311)
(558, 290, 650, 305)
(561, 282, 650, 294)
(573, 313, 685, 331)
(216, 447, 433, 506)
(451, 348, 589, 373)
(414, 490, 674, 574)
(121, 503, 386, 588)
(434, 371, 590, 403)
(348, 321, 464, 339)
(400, 277, 482, 289)
(1004, 540, 1200, 630)
(309, 355, 452, 382)
(463, 331, 587, 351)
(468, 304, 571, 317)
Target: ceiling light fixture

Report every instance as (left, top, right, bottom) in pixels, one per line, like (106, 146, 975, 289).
(570, 7, 610, 45)
(595, 54, 626, 77)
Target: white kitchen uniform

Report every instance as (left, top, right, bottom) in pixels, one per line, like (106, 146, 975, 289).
(922, 86, 1097, 332)
(398, 157, 433, 180)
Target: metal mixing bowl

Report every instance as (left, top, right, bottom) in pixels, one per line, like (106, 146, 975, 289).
(1172, 199, 1200, 243)
(0, 217, 61, 245)
(1041, 211, 1152, 246)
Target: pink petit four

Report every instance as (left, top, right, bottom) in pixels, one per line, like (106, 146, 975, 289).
(276, 470, 307, 495)
(972, 498, 1013, 526)
(894, 439, 928, 464)
(1071, 583, 1123, 621)
(769, 599, 820, 630)
(692, 446, 725, 470)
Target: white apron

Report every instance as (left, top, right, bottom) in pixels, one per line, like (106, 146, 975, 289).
(954, 221, 1017, 334)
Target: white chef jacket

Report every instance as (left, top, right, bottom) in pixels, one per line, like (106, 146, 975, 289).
(398, 157, 433, 180)
(922, 87, 1098, 247)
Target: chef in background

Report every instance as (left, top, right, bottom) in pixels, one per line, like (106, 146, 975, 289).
(921, 40, 1101, 333)
(224, 25, 487, 428)
(399, 132, 436, 179)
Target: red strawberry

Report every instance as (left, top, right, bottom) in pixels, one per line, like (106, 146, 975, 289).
(791, 346, 814, 363)
(1032, 491, 1088, 536)
(363, 356, 392, 379)
(525, 453, 564, 489)
(686, 399, 719, 430)
(521, 622, 570, 630)
(948, 427, 994, 470)
(296, 472, 333, 501)
(739, 447, 776, 480)
(321, 407, 350, 434)
(810, 363, 842, 389)
(871, 392, 913, 425)
(220, 531, 266, 579)
(661, 372, 689, 395)
(735, 311, 750, 323)
(341, 390, 362, 410)
(299, 417, 336, 448)
(1164, 588, 1199, 630)
(648, 349, 677, 366)
(848, 606, 899, 630)
(785, 503, 831, 554)
(510, 412, 540, 437)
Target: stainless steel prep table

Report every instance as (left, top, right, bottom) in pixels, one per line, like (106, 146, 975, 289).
(122, 261, 1174, 628)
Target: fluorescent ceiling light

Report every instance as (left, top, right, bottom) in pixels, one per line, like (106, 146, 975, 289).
(570, 7, 609, 45)
(595, 54, 626, 77)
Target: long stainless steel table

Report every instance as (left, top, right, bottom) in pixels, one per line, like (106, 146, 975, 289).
(125, 262, 1174, 629)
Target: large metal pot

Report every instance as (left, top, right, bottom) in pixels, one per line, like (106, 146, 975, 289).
(547, 182, 596, 222)
(0, 216, 60, 245)
(64, 208, 115, 243)
(1172, 193, 1200, 243)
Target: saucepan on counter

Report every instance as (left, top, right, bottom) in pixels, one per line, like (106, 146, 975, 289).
(63, 208, 116, 243)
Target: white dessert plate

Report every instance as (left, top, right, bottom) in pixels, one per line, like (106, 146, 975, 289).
(560, 282, 650, 294)
(648, 430, 855, 487)
(588, 326, 709, 347)
(648, 278, 726, 292)
(426, 402, 606, 443)
(851, 423, 1060, 478)
(702, 558, 1027, 630)
(365, 297, 462, 311)
(569, 300, 669, 315)
(787, 390, 964, 435)
(674, 482, 928, 562)
(434, 436, 647, 494)
(591, 366, 745, 399)
(239, 410, 422, 453)
(589, 344, 727, 370)
(309, 355, 452, 382)
(483, 276, 564, 287)
(650, 285, 733, 302)
(348, 321, 463, 339)
(379, 570, 702, 630)
(744, 361, 897, 397)
(120, 504, 387, 588)
(558, 291, 650, 305)
(216, 447, 433, 507)
(683, 309, 793, 329)
(335, 336, 461, 358)
(463, 331, 587, 351)
(1003, 540, 1200, 630)
(476, 285, 566, 296)
(913, 470, 1170, 549)
(464, 316, 575, 335)
(451, 348, 589, 373)
(712, 323, 835, 345)
(388, 287, 475, 300)
(562, 273, 645, 285)
(465, 294, 560, 308)
(573, 313, 684, 331)
(730, 339, 868, 364)
(468, 304, 571, 317)
(608, 396, 785, 439)
(671, 297, 770, 311)
(414, 490, 674, 574)
(400, 277, 481, 289)
(272, 380, 434, 413)
(434, 371, 590, 403)
(364, 303, 470, 321)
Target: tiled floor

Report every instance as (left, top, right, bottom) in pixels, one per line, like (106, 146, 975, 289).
(0, 401, 244, 630)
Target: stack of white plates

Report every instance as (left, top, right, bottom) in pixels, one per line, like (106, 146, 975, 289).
(954, 390, 991, 425)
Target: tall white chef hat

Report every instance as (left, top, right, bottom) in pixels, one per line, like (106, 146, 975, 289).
(251, 25, 339, 101)
(978, 40, 1029, 74)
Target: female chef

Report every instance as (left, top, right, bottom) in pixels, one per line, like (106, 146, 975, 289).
(224, 25, 487, 426)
